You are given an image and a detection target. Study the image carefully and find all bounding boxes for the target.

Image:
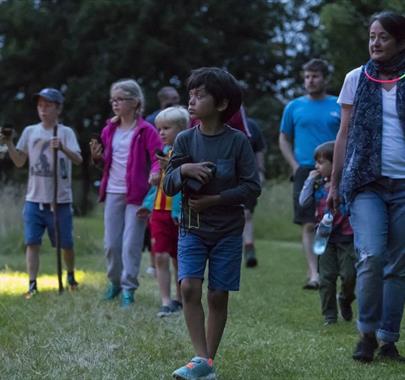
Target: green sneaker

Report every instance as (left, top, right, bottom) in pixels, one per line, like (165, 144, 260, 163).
(121, 289, 134, 308)
(172, 357, 216, 379)
(103, 283, 121, 300)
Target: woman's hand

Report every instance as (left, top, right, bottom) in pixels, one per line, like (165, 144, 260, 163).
(326, 185, 340, 213)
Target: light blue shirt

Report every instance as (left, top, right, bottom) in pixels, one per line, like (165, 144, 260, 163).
(280, 95, 340, 166)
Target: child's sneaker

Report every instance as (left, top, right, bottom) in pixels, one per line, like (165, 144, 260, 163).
(24, 281, 38, 299)
(172, 357, 216, 379)
(24, 288, 38, 299)
(157, 305, 172, 317)
(67, 273, 79, 291)
(121, 289, 135, 308)
(103, 283, 121, 300)
(170, 300, 183, 313)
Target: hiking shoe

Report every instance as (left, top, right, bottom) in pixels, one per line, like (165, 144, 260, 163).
(172, 357, 216, 379)
(121, 289, 134, 308)
(146, 266, 157, 278)
(245, 246, 258, 268)
(157, 305, 173, 318)
(352, 333, 378, 362)
(338, 296, 353, 321)
(67, 276, 79, 291)
(324, 319, 337, 326)
(303, 280, 319, 290)
(24, 288, 38, 300)
(377, 342, 405, 362)
(170, 300, 183, 313)
(103, 283, 121, 300)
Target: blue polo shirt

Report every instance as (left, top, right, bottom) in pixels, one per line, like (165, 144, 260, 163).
(280, 95, 340, 167)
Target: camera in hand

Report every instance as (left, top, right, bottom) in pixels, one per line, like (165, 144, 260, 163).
(1, 124, 14, 137)
(185, 162, 217, 194)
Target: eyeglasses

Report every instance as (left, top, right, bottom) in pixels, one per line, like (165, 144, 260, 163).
(109, 97, 134, 104)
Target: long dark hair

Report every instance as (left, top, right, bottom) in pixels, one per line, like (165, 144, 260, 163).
(369, 11, 405, 43)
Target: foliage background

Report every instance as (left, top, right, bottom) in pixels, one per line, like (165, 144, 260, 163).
(0, 0, 405, 213)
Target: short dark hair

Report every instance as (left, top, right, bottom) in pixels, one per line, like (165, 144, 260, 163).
(187, 67, 242, 122)
(314, 141, 335, 163)
(369, 11, 405, 43)
(302, 59, 330, 77)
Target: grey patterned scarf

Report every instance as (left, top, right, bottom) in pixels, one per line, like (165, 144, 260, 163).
(342, 50, 405, 200)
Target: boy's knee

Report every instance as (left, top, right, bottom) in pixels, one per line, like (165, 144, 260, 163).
(207, 289, 228, 309)
(181, 279, 202, 302)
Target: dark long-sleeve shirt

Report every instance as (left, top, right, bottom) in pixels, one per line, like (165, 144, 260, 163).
(163, 125, 261, 242)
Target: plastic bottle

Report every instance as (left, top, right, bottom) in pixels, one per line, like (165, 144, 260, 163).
(313, 212, 333, 255)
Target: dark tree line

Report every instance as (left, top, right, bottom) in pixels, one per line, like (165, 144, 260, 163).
(1, 0, 404, 213)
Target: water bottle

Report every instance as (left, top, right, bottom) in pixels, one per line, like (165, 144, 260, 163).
(313, 212, 333, 255)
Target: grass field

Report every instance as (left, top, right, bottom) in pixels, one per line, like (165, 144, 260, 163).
(1, 182, 405, 379)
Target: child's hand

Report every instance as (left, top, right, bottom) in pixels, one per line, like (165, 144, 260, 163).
(309, 169, 320, 178)
(181, 162, 214, 184)
(157, 154, 169, 170)
(50, 137, 63, 151)
(172, 217, 179, 226)
(136, 207, 150, 219)
(149, 172, 160, 185)
(89, 140, 103, 161)
(188, 194, 220, 212)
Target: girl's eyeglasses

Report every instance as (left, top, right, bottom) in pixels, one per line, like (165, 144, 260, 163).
(109, 97, 134, 104)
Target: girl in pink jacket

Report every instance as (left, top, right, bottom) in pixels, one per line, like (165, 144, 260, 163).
(90, 79, 162, 307)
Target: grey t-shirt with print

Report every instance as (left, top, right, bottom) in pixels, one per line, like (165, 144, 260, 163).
(164, 125, 261, 242)
(16, 123, 81, 203)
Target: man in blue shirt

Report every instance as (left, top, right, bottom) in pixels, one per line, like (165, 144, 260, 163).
(279, 58, 340, 290)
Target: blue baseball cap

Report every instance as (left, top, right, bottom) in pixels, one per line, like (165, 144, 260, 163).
(34, 88, 64, 104)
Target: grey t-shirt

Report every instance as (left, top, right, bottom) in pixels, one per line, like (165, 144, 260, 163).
(16, 123, 81, 203)
(164, 125, 261, 241)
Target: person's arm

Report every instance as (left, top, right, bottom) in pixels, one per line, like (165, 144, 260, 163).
(57, 141, 82, 165)
(6, 141, 27, 167)
(145, 127, 163, 185)
(299, 173, 317, 208)
(327, 104, 353, 211)
(1, 129, 28, 167)
(217, 137, 261, 206)
(279, 132, 299, 174)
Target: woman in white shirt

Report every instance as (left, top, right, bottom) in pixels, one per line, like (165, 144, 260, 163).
(328, 11, 405, 363)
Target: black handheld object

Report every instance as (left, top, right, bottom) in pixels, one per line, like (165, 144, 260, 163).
(90, 132, 102, 144)
(185, 162, 217, 194)
(155, 148, 166, 158)
(53, 125, 64, 294)
(1, 123, 14, 137)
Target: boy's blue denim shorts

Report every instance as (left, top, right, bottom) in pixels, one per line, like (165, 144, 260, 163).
(177, 232, 243, 291)
(23, 201, 74, 249)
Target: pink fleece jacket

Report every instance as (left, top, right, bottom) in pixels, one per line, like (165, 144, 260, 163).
(98, 117, 162, 205)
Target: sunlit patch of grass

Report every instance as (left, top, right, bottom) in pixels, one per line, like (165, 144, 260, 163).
(0, 270, 91, 295)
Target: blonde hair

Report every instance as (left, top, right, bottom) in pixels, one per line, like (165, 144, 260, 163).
(110, 79, 145, 116)
(155, 106, 189, 130)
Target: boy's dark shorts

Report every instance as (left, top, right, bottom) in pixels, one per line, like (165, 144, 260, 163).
(23, 201, 74, 249)
(293, 166, 316, 225)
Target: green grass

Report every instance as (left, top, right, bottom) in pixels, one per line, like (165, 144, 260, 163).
(1, 182, 405, 379)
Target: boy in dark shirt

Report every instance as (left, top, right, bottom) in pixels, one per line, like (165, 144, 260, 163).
(164, 67, 261, 379)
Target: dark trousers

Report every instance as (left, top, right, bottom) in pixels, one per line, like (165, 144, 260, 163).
(319, 240, 356, 321)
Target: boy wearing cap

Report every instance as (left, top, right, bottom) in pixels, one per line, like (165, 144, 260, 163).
(0, 88, 82, 297)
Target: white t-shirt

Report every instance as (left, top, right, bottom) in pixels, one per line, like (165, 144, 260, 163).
(16, 123, 81, 203)
(338, 67, 405, 178)
(106, 127, 135, 194)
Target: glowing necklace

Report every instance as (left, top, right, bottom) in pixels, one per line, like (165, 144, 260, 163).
(365, 69, 405, 84)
